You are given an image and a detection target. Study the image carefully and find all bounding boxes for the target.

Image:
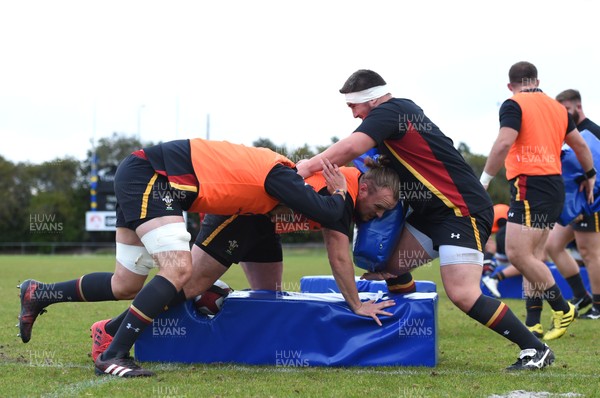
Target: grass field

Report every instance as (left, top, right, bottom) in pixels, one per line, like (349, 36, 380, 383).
(1, 249, 598, 398)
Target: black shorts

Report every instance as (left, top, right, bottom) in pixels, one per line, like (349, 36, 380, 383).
(507, 175, 564, 229)
(572, 212, 600, 232)
(407, 207, 492, 252)
(194, 214, 282, 267)
(115, 155, 197, 230)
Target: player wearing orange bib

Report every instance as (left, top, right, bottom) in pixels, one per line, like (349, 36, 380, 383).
(482, 62, 595, 350)
(81, 159, 399, 373)
(19, 138, 353, 377)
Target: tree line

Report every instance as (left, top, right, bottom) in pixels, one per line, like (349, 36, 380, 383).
(0, 133, 509, 249)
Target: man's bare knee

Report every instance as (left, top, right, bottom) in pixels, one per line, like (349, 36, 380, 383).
(111, 276, 144, 299)
(156, 253, 193, 290)
(112, 286, 140, 300)
(506, 248, 527, 265)
(445, 291, 476, 313)
(544, 240, 561, 258)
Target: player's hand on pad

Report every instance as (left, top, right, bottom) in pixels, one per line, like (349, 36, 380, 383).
(354, 299, 395, 327)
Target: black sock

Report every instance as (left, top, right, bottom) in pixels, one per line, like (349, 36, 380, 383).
(386, 273, 416, 294)
(103, 275, 177, 359)
(495, 271, 506, 281)
(565, 273, 588, 301)
(105, 310, 128, 336)
(104, 290, 186, 337)
(525, 296, 543, 326)
(467, 295, 544, 350)
(33, 272, 115, 307)
(544, 284, 570, 313)
(593, 294, 600, 311)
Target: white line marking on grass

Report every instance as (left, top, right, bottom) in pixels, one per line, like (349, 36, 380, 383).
(0, 361, 90, 370)
(149, 362, 189, 371)
(40, 377, 120, 398)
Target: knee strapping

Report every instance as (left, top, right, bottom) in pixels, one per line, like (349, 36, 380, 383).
(140, 222, 191, 254)
(116, 243, 156, 276)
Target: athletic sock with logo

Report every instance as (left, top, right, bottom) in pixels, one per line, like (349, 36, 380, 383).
(467, 294, 544, 350)
(104, 290, 186, 336)
(102, 275, 177, 359)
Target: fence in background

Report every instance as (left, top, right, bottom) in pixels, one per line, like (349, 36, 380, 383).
(0, 242, 324, 255)
(0, 242, 116, 255)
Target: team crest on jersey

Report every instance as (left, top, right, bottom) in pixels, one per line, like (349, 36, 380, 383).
(162, 194, 174, 211)
(226, 240, 239, 255)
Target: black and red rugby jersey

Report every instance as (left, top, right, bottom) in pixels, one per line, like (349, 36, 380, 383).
(354, 98, 492, 219)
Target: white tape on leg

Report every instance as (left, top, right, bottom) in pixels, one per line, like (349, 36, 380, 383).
(140, 222, 191, 254)
(116, 243, 156, 275)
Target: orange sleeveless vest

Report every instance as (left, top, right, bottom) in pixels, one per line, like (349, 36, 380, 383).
(505, 92, 568, 180)
(188, 139, 295, 215)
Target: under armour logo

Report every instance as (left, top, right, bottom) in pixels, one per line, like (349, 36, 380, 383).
(126, 323, 140, 333)
(503, 330, 510, 335)
(581, 223, 588, 227)
(508, 212, 514, 217)
(450, 233, 460, 239)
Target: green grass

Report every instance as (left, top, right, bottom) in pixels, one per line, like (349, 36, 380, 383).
(1, 250, 598, 398)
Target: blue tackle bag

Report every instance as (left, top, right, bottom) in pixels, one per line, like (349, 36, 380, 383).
(559, 130, 600, 225)
(352, 149, 405, 272)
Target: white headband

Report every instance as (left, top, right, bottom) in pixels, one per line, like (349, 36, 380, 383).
(344, 85, 389, 104)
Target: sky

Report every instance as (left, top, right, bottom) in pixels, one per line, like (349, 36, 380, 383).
(1, 0, 600, 164)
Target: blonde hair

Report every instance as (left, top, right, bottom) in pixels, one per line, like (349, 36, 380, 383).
(360, 156, 400, 201)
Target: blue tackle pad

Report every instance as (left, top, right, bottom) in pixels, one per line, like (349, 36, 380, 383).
(135, 290, 438, 367)
(560, 130, 600, 225)
(353, 202, 405, 272)
(351, 148, 406, 272)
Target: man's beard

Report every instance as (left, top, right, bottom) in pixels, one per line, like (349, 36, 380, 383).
(571, 110, 581, 125)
